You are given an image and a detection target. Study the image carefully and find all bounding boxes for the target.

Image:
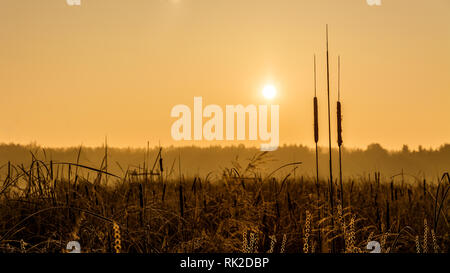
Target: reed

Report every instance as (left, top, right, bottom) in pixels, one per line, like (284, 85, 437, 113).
(325, 24, 336, 253)
(337, 56, 344, 208)
(312, 54, 322, 252)
(0, 149, 446, 253)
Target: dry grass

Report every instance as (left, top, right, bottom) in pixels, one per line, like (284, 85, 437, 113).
(0, 154, 448, 253)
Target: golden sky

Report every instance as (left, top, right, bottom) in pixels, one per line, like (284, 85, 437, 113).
(0, 0, 449, 150)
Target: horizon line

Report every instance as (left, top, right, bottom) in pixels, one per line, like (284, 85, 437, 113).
(1, 141, 449, 153)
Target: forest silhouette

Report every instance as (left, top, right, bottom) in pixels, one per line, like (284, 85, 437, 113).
(1, 143, 448, 182)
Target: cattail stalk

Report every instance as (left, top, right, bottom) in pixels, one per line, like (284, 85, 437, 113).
(337, 56, 344, 208)
(325, 24, 335, 253)
(313, 54, 322, 252)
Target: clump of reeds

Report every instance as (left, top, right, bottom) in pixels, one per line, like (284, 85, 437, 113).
(0, 149, 447, 254)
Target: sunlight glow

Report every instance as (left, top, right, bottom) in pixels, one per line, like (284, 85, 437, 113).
(262, 85, 277, 100)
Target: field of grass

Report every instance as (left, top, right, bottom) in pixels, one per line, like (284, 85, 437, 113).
(0, 152, 448, 253)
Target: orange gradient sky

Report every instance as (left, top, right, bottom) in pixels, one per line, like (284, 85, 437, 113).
(0, 0, 449, 150)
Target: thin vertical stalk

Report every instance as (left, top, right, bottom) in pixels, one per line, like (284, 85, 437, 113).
(337, 56, 344, 208)
(325, 24, 335, 253)
(105, 136, 108, 185)
(313, 54, 322, 252)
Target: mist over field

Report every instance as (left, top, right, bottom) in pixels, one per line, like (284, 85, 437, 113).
(1, 143, 449, 181)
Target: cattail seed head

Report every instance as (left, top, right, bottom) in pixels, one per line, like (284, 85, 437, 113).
(314, 97, 319, 143)
(337, 101, 343, 146)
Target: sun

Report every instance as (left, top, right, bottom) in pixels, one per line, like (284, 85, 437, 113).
(262, 85, 277, 100)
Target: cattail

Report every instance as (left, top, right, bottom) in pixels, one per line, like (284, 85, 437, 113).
(325, 25, 335, 252)
(113, 222, 121, 254)
(314, 97, 319, 143)
(313, 54, 321, 252)
(337, 101, 342, 147)
(337, 56, 344, 208)
(303, 210, 311, 253)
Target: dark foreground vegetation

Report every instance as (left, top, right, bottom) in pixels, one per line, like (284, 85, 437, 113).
(0, 151, 448, 253)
